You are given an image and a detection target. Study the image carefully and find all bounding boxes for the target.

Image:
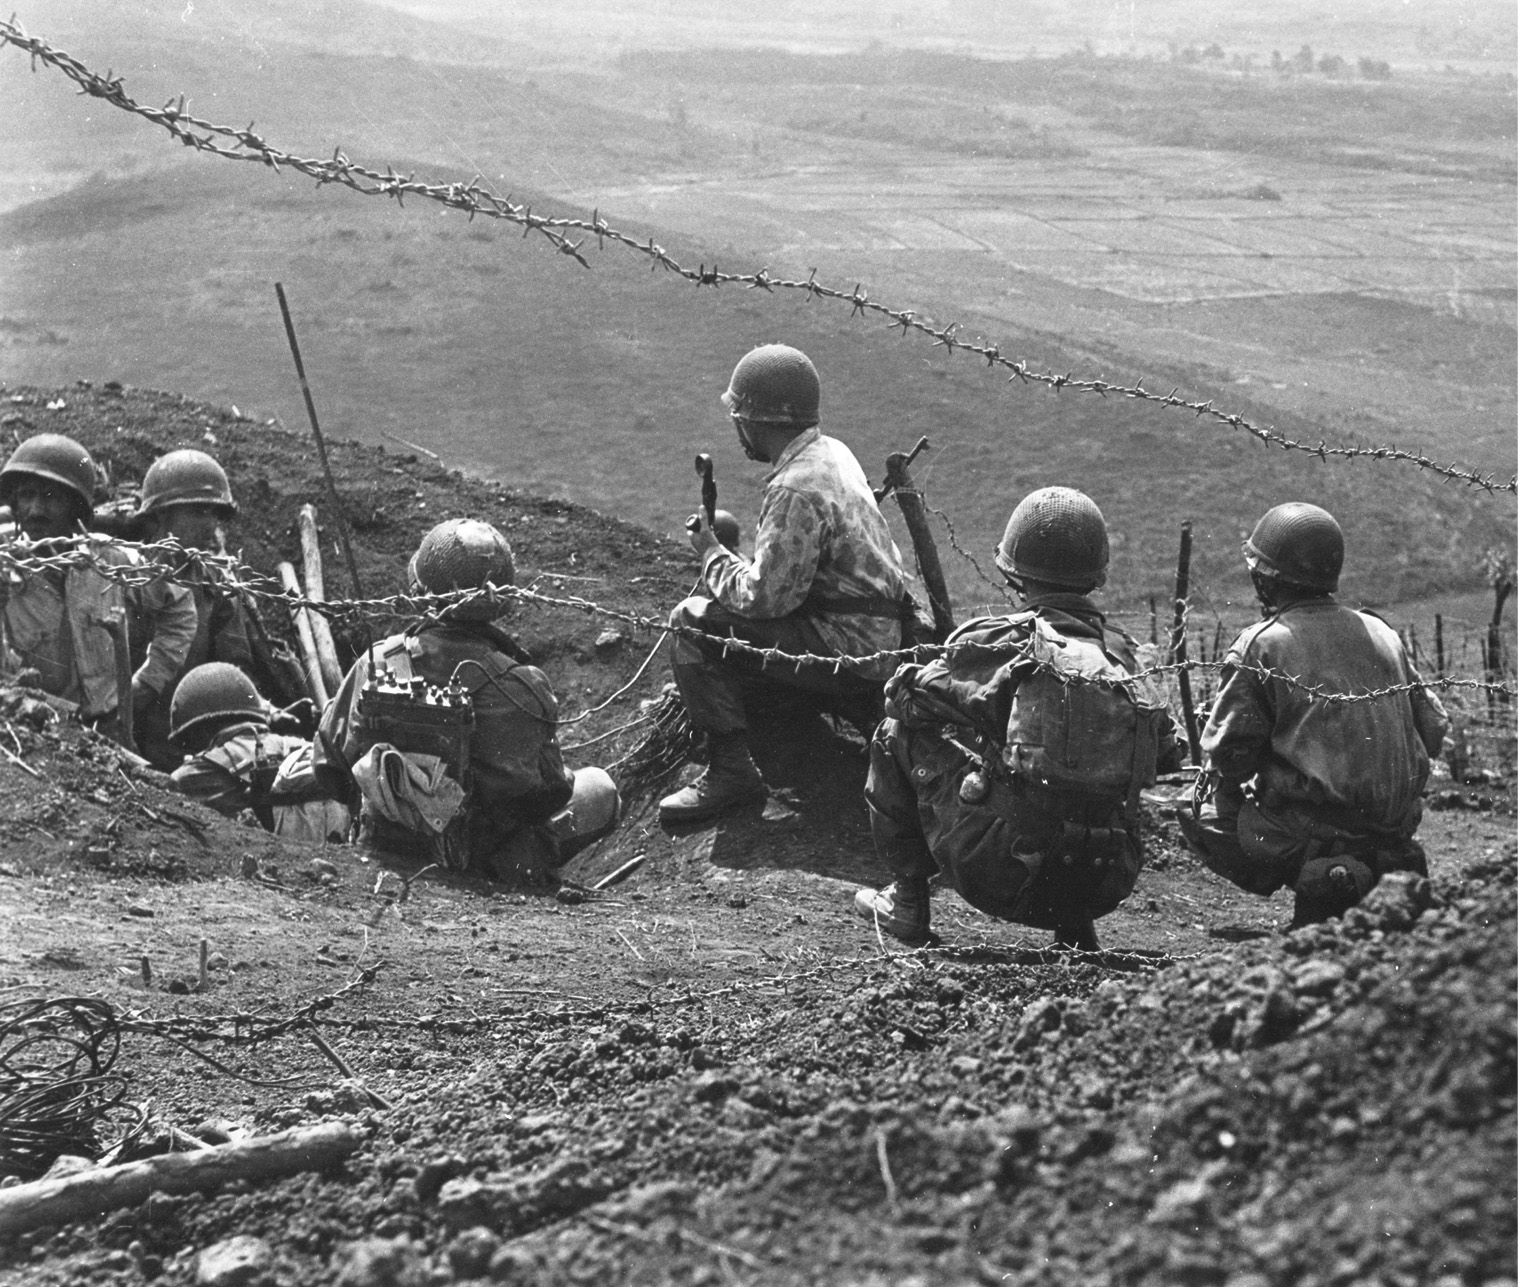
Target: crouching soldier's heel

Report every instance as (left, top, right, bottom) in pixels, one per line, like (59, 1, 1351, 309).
(853, 879, 932, 944)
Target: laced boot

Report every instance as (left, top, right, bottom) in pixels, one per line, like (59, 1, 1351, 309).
(658, 732, 767, 824)
(854, 878, 932, 943)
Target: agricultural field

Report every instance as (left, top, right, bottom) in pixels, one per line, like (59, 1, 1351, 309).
(1, 0, 1514, 623)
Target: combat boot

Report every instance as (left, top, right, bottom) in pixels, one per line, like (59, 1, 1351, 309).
(1289, 855, 1376, 927)
(854, 878, 931, 943)
(1052, 914, 1100, 953)
(658, 733, 767, 824)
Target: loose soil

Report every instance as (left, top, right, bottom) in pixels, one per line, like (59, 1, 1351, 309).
(0, 382, 1512, 1286)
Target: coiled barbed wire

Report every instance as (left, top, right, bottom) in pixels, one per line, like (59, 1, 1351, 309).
(0, 17, 1511, 496)
(0, 997, 135, 1178)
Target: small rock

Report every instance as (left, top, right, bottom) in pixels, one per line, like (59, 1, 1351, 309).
(126, 904, 154, 918)
(593, 629, 626, 652)
(1291, 959, 1345, 998)
(447, 1226, 500, 1278)
(692, 1070, 739, 1103)
(487, 1245, 541, 1285)
(195, 1235, 273, 1287)
(309, 857, 339, 881)
(239, 854, 260, 878)
(437, 1177, 506, 1232)
(332, 1235, 423, 1287)
(555, 886, 585, 906)
(949, 1055, 982, 1076)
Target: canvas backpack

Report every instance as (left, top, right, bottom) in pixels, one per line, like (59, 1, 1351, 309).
(1003, 615, 1168, 822)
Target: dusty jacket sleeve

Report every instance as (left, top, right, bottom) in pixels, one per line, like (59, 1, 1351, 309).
(1200, 643, 1274, 785)
(1408, 664, 1451, 758)
(131, 574, 198, 696)
(700, 485, 822, 619)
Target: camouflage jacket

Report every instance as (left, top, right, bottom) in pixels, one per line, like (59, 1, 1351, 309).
(2, 535, 197, 719)
(699, 428, 909, 678)
(1202, 599, 1449, 832)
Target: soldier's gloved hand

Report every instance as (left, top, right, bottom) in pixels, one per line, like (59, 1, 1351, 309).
(270, 698, 317, 734)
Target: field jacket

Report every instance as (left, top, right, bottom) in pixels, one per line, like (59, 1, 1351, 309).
(2, 535, 197, 719)
(1202, 599, 1449, 836)
(698, 428, 910, 678)
(315, 621, 574, 825)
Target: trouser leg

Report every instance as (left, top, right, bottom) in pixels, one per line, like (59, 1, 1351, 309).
(863, 717, 937, 884)
(668, 595, 878, 736)
(1180, 776, 1293, 897)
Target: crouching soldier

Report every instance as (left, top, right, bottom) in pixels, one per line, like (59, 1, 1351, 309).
(660, 344, 914, 824)
(314, 519, 620, 876)
(133, 448, 310, 769)
(857, 488, 1177, 951)
(169, 662, 349, 842)
(1178, 502, 1448, 926)
(0, 434, 197, 740)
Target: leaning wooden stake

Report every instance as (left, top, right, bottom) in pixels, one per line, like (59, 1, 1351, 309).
(297, 504, 344, 694)
(879, 440, 954, 642)
(0, 1122, 358, 1238)
(278, 561, 330, 708)
(1169, 521, 1202, 765)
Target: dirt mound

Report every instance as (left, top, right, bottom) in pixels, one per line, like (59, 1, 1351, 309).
(0, 381, 1512, 1286)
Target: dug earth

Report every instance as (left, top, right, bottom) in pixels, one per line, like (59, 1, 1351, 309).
(0, 382, 1512, 1286)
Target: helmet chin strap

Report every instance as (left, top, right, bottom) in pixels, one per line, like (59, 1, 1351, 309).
(732, 418, 772, 463)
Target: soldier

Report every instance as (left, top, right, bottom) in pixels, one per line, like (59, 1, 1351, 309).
(169, 662, 349, 843)
(1178, 502, 1449, 926)
(0, 434, 197, 738)
(133, 448, 308, 768)
(314, 518, 619, 875)
(856, 488, 1178, 951)
(659, 344, 914, 824)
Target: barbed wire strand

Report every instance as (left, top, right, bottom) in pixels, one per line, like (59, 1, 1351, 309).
(1, 535, 1512, 705)
(1, 17, 1512, 497)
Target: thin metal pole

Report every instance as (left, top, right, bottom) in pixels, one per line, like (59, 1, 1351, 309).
(274, 283, 365, 601)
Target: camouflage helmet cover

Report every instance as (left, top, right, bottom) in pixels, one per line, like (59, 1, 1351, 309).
(1243, 502, 1344, 592)
(407, 518, 516, 622)
(720, 344, 821, 427)
(995, 486, 1110, 590)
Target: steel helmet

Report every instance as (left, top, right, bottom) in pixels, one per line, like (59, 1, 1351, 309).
(407, 518, 516, 622)
(1244, 502, 1343, 592)
(0, 433, 99, 514)
(994, 487, 1110, 590)
(139, 449, 237, 517)
(169, 662, 267, 746)
(720, 344, 821, 427)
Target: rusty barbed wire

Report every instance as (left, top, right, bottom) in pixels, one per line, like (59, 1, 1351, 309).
(2, 17, 1513, 498)
(2, 534, 1511, 706)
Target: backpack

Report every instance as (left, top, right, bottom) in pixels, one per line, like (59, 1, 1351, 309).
(1003, 615, 1168, 822)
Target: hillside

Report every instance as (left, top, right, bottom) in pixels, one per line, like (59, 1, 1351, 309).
(3, 7, 1514, 622)
(0, 379, 1512, 1286)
